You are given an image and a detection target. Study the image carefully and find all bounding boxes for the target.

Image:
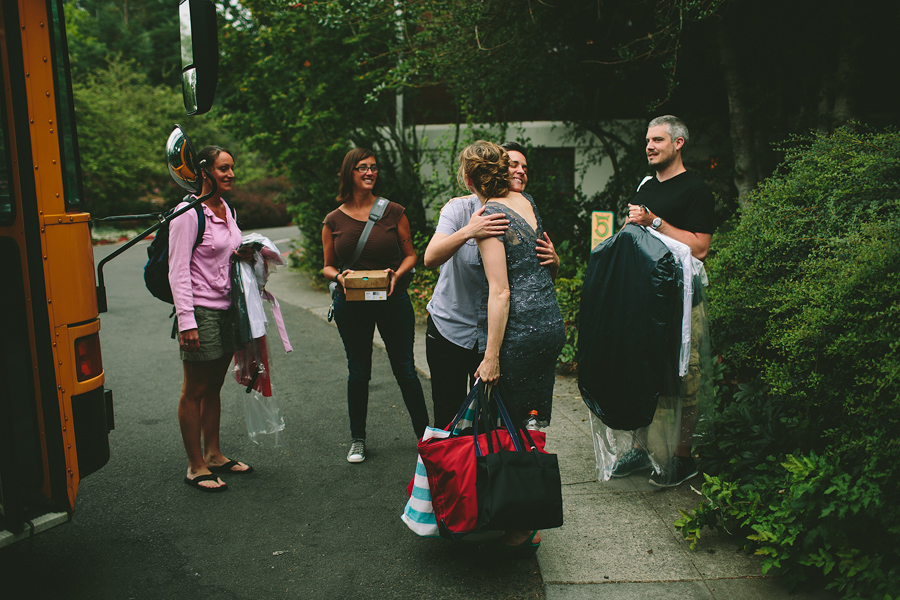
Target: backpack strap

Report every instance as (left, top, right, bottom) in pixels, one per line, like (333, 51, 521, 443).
(344, 197, 388, 270)
(193, 203, 205, 250)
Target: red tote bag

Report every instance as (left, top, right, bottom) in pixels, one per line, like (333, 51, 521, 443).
(417, 383, 548, 541)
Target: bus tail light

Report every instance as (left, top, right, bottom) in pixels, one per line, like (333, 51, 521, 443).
(75, 333, 103, 382)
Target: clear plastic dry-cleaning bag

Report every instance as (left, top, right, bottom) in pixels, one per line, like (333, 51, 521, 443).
(231, 234, 292, 446)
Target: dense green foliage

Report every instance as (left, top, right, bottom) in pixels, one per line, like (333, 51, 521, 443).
(676, 127, 900, 598)
(65, 0, 181, 86)
(65, 1, 287, 224)
(72, 59, 190, 217)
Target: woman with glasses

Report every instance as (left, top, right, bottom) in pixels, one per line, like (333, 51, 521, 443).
(322, 148, 429, 463)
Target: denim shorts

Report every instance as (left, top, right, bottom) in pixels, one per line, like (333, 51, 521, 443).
(179, 306, 235, 362)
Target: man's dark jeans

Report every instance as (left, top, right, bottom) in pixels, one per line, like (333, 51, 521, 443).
(333, 291, 429, 440)
(425, 314, 482, 429)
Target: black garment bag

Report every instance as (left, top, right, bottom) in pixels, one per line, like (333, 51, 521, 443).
(577, 224, 684, 431)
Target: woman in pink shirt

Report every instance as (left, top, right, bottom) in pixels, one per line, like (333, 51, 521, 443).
(169, 146, 253, 492)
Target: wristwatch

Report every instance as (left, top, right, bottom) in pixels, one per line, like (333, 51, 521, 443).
(651, 217, 662, 230)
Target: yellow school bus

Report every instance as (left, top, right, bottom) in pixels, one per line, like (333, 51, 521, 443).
(0, 0, 217, 547)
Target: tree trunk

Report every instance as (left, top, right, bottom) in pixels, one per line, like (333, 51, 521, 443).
(830, 8, 854, 129)
(716, 22, 757, 210)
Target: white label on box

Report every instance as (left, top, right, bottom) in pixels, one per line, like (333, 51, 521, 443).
(365, 291, 387, 301)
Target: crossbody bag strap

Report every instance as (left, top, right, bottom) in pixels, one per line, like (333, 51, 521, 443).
(344, 197, 389, 271)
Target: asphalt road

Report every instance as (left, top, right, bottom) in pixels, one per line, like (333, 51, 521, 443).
(0, 226, 543, 599)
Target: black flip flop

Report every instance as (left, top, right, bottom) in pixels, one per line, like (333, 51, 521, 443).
(184, 473, 228, 492)
(208, 460, 254, 474)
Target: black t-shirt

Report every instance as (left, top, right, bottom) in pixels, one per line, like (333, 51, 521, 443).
(633, 171, 716, 234)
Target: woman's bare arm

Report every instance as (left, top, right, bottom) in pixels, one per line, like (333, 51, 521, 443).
(474, 236, 510, 383)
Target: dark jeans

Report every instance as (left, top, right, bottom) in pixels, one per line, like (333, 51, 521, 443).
(425, 315, 483, 429)
(333, 291, 429, 440)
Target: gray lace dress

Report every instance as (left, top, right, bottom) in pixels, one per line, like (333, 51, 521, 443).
(477, 193, 566, 428)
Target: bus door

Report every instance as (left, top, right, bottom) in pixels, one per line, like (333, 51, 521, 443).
(0, 0, 111, 548)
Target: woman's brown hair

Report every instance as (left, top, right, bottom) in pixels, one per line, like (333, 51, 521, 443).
(456, 140, 510, 199)
(336, 147, 377, 204)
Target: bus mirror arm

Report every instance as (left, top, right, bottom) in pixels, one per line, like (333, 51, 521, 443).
(95, 169, 216, 313)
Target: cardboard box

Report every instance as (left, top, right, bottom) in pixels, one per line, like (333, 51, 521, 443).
(343, 270, 389, 301)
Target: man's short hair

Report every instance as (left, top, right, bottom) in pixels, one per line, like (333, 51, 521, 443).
(500, 141, 527, 159)
(648, 115, 689, 146)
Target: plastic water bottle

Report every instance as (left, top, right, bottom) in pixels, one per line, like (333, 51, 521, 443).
(525, 410, 539, 430)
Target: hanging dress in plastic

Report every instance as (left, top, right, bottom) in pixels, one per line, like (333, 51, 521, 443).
(578, 224, 712, 483)
(231, 233, 293, 446)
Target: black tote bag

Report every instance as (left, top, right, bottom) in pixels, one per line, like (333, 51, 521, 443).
(475, 386, 564, 531)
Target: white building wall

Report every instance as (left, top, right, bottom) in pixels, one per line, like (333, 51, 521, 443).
(411, 121, 626, 205)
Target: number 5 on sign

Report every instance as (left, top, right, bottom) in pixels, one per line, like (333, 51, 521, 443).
(591, 211, 614, 249)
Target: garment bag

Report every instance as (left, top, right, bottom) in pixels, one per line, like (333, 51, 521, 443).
(577, 224, 683, 431)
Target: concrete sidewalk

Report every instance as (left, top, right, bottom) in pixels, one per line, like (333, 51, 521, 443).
(260, 228, 830, 600)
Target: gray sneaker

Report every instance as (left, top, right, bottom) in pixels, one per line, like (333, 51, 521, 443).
(610, 449, 651, 478)
(347, 439, 366, 463)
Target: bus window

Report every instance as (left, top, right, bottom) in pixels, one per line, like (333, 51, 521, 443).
(0, 81, 11, 225)
(47, 0, 84, 210)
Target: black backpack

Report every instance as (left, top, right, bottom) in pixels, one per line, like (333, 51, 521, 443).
(144, 202, 235, 303)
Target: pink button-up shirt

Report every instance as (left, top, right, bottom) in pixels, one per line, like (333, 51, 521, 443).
(168, 200, 242, 331)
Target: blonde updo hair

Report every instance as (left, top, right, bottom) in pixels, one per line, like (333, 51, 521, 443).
(456, 140, 510, 199)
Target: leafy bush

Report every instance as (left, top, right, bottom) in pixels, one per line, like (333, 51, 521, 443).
(677, 126, 900, 599)
(409, 231, 440, 318)
(676, 452, 899, 600)
(226, 176, 292, 230)
(554, 275, 582, 371)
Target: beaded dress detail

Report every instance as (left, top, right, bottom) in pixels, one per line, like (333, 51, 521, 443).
(477, 193, 565, 428)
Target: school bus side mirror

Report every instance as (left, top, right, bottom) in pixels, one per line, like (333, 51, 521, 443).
(179, 0, 218, 115)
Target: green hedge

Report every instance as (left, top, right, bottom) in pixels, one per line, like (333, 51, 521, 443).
(677, 126, 900, 599)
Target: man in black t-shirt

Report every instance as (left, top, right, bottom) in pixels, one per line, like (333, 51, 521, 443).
(626, 116, 715, 260)
(616, 115, 714, 487)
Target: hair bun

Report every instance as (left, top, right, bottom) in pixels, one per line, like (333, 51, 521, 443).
(457, 140, 510, 199)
